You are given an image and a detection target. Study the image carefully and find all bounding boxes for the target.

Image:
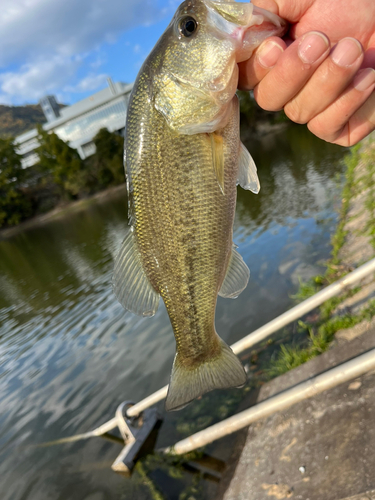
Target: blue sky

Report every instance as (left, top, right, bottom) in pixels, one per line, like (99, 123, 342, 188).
(0, 0, 181, 106)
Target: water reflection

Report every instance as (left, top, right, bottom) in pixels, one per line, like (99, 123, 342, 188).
(236, 125, 345, 236)
(0, 124, 346, 500)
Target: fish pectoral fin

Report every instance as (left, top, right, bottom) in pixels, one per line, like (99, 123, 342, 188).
(210, 132, 225, 195)
(219, 245, 250, 299)
(165, 336, 247, 411)
(237, 142, 260, 194)
(113, 230, 160, 317)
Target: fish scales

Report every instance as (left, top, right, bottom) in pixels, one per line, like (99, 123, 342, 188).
(128, 79, 239, 361)
(114, 0, 286, 410)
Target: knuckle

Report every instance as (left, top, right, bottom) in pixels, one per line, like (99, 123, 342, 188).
(307, 119, 341, 144)
(254, 82, 284, 111)
(254, 85, 279, 111)
(284, 100, 309, 124)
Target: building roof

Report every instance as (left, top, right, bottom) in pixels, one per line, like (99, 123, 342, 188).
(55, 81, 133, 127)
(14, 80, 134, 146)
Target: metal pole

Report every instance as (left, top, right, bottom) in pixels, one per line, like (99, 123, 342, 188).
(127, 257, 375, 417)
(39, 417, 119, 446)
(164, 348, 375, 455)
(231, 257, 375, 354)
(127, 387, 168, 418)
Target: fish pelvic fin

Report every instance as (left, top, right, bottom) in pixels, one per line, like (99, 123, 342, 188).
(237, 142, 260, 194)
(165, 337, 247, 412)
(219, 244, 250, 299)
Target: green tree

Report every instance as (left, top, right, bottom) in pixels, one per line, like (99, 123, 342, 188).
(36, 124, 84, 198)
(92, 128, 125, 187)
(0, 138, 31, 227)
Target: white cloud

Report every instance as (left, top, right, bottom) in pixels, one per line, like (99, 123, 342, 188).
(0, 0, 163, 68)
(90, 56, 106, 70)
(0, 0, 167, 104)
(0, 56, 79, 103)
(64, 73, 108, 93)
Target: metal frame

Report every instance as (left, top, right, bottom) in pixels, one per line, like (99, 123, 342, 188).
(40, 257, 375, 470)
(165, 348, 375, 454)
(126, 257, 375, 418)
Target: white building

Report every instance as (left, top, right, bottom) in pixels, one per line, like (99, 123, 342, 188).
(15, 78, 134, 168)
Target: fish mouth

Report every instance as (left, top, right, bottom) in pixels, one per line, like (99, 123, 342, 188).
(206, 1, 287, 62)
(249, 5, 287, 37)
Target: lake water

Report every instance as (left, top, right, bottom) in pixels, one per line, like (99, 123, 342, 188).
(0, 124, 347, 500)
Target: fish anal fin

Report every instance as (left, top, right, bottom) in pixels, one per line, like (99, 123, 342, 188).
(165, 337, 246, 411)
(210, 132, 225, 195)
(237, 142, 260, 194)
(219, 245, 250, 299)
(113, 230, 160, 317)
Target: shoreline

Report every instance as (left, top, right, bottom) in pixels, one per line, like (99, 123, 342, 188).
(0, 119, 288, 242)
(266, 135, 375, 377)
(0, 183, 127, 241)
(220, 133, 375, 500)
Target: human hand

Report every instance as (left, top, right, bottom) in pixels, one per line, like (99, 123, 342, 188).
(240, 0, 375, 146)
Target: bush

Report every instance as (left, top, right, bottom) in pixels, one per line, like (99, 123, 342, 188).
(36, 124, 84, 199)
(0, 138, 32, 227)
(92, 128, 125, 187)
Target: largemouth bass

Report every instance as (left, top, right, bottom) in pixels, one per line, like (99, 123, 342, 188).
(114, 0, 286, 411)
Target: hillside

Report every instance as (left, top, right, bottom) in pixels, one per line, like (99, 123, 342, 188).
(0, 104, 46, 139)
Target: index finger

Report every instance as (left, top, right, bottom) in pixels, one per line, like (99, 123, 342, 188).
(238, 36, 286, 90)
(250, 32, 331, 111)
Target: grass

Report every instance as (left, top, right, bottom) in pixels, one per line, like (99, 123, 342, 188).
(292, 145, 361, 306)
(329, 144, 360, 270)
(291, 275, 325, 302)
(268, 300, 375, 377)
(269, 141, 375, 377)
(363, 142, 375, 249)
(130, 140, 375, 499)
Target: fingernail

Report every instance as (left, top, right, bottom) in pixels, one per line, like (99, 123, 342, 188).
(331, 38, 362, 67)
(353, 68, 375, 91)
(298, 32, 329, 64)
(257, 41, 284, 68)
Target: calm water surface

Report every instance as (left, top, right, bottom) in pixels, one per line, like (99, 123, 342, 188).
(0, 125, 346, 499)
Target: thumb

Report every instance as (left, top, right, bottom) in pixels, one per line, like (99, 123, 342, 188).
(252, 0, 279, 14)
(253, 0, 313, 23)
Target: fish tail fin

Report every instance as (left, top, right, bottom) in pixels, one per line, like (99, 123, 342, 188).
(165, 337, 247, 412)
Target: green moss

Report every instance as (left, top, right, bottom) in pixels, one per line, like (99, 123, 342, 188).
(330, 144, 359, 267)
(319, 286, 361, 320)
(135, 450, 206, 500)
(292, 146, 361, 303)
(362, 142, 375, 249)
(268, 344, 314, 376)
(291, 275, 325, 301)
(136, 461, 166, 500)
(272, 142, 375, 378)
(269, 300, 375, 377)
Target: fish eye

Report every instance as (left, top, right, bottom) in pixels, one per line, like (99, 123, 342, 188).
(178, 16, 198, 38)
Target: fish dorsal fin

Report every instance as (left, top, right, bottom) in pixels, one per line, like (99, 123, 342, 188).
(210, 132, 225, 195)
(219, 245, 250, 299)
(113, 230, 160, 317)
(237, 142, 260, 194)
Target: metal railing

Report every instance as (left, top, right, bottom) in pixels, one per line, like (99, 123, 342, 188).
(165, 348, 375, 454)
(127, 256, 375, 418)
(41, 257, 375, 471)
